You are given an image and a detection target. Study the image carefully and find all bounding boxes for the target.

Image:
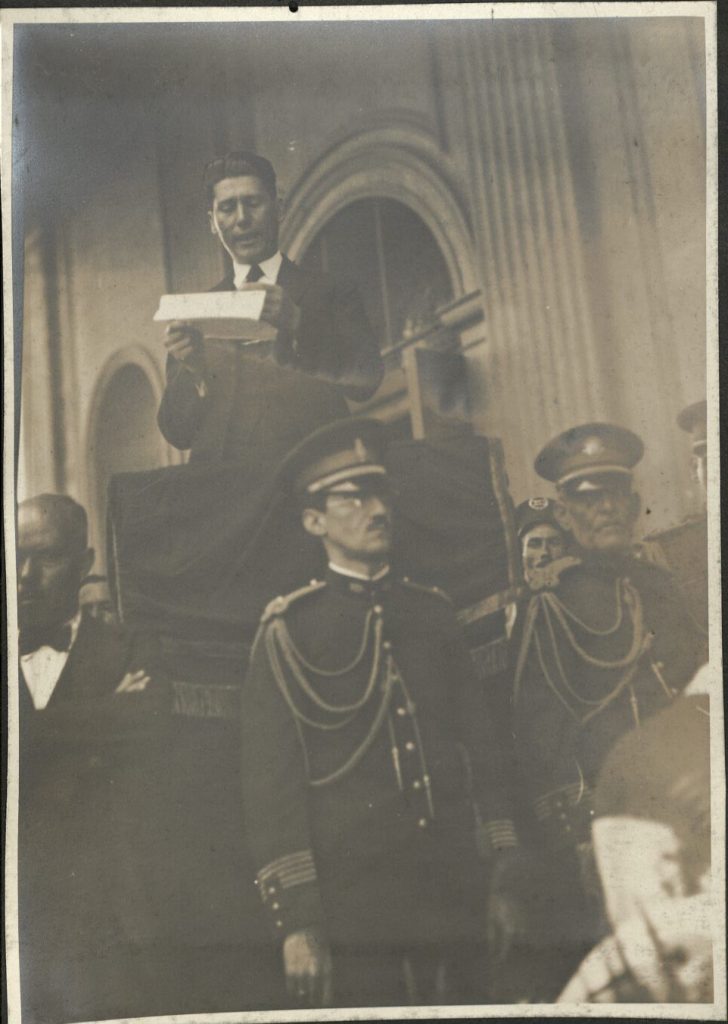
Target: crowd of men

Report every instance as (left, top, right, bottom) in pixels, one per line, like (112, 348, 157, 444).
(14, 151, 714, 1022)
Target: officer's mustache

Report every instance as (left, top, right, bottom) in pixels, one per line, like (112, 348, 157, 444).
(366, 513, 391, 532)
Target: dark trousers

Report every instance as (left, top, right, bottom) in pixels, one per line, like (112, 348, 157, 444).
(329, 941, 491, 1008)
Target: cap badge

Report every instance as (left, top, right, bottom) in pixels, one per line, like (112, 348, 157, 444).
(528, 497, 549, 511)
(354, 438, 367, 463)
(582, 437, 605, 456)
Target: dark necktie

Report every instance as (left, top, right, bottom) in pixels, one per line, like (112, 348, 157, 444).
(246, 263, 264, 283)
(20, 623, 73, 656)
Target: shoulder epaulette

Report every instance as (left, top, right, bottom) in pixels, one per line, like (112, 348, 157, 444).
(528, 555, 582, 592)
(400, 576, 454, 604)
(260, 579, 327, 623)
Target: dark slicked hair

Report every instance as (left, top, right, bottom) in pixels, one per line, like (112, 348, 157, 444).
(203, 151, 277, 206)
(19, 493, 88, 553)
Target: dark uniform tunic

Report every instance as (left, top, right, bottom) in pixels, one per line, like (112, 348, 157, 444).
(240, 568, 517, 1006)
(508, 553, 706, 999)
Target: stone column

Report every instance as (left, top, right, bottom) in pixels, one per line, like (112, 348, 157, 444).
(454, 20, 608, 501)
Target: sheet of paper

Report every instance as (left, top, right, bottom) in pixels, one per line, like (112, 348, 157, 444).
(153, 291, 278, 341)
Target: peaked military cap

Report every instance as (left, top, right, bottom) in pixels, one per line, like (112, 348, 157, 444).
(677, 399, 707, 453)
(278, 417, 388, 498)
(515, 497, 563, 539)
(203, 151, 277, 198)
(535, 422, 644, 492)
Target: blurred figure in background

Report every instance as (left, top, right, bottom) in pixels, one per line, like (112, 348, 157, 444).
(639, 399, 709, 637)
(79, 572, 117, 626)
(559, 661, 712, 1003)
(515, 497, 569, 588)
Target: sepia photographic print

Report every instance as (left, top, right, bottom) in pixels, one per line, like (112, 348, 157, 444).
(2, 3, 724, 1022)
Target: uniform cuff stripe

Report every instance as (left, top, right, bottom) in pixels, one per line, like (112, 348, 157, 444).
(258, 849, 315, 882)
(482, 819, 518, 849)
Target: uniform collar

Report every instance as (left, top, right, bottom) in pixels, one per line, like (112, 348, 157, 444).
(326, 563, 392, 597)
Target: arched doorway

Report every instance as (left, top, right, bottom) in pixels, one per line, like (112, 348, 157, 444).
(300, 197, 454, 352)
(89, 362, 166, 569)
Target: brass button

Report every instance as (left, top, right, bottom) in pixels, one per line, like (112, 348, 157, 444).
(383, 640, 392, 651)
(405, 742, 416, 752)
(272, 902, 280, 910)
(373, 604, 383, 615)
(396, 707, 407, 717)
(413, 779, 422, 790)
(275, 919, 284, 928)
(418, 818, 429, 829)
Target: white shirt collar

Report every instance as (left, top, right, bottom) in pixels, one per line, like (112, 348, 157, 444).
(328, 562, 391, 583)
(20, 611, 82, 710)
(233, 251, 283, 290)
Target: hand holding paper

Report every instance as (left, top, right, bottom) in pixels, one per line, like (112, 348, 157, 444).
(238, 282, 301, 337)
(164, 322, 206, 378)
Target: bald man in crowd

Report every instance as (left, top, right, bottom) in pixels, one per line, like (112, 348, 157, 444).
(16, 494, 164, 1024)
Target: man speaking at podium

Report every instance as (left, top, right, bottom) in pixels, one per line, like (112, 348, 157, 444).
(157, 151, 383, 466)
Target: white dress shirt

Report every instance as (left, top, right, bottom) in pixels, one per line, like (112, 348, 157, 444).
(21, 612, 82, 710)
(232, 250, 283, 290)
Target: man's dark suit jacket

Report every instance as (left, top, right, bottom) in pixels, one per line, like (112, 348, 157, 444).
(157, 256, 384, 466)
(18, 615, 166, 1024)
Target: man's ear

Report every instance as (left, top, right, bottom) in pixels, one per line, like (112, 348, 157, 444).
(208, 209, 218, 238)
(79, 547, 95, 581)
(553, 499, 572, 533)
(302, 508, 327, 539)
(276, 192, 286, 223)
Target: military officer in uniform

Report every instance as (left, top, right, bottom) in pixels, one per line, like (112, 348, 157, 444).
(506, 423, 706, 999)
(639, 400, 709, 635)
(240, 418, 520, 1009)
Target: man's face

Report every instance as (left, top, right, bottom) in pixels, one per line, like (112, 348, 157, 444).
(556, 477, 639, 555)
(303, 478, 393, 567)
(17, 504, 91, 634)
(80, 583, 116, 626)
(208, 175, 279, 265)
(521, 524, 567, 575)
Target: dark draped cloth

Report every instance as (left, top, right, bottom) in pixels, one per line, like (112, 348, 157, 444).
(107, 433, 521, 648)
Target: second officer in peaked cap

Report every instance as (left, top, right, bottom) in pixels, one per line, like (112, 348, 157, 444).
(502, 422, 706, 1001)
(240, 418, 521, 1009)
